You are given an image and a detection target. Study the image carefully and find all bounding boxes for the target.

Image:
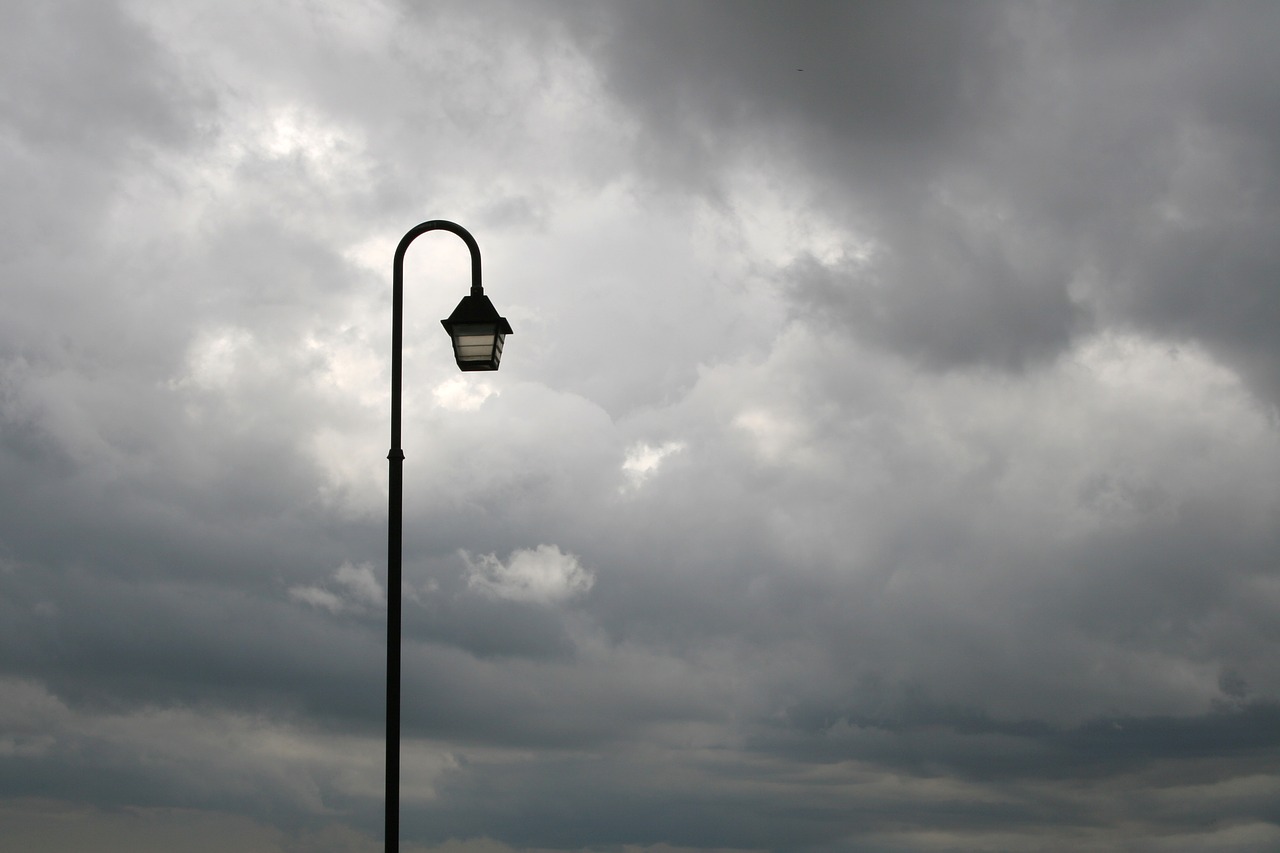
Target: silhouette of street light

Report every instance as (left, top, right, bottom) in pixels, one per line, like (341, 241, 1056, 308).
(386, 220, 512, 853)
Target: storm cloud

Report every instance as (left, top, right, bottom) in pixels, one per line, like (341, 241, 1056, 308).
(2, 1, 1279, 851)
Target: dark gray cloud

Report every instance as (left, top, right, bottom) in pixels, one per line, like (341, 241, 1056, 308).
(589, 0, 1013, 193)
(579, 1, 1280, 395)
(2, 1, 1279, 851)
(583, 0, 1076, 371)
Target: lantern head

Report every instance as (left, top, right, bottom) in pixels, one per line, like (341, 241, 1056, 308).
(441, 290, 513, 371)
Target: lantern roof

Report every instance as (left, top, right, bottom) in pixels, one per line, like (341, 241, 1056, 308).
(441, 290, 514, 337)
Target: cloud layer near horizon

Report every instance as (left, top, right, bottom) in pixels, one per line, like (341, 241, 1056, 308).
(2, 2, 1279, 850)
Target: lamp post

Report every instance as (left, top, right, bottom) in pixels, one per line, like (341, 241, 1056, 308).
(387, 220, 512, 853)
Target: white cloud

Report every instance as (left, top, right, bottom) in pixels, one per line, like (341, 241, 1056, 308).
(334, 561, 384, 606)
(173, 327, 256, 391)
(732, 408, 805, 464)
(286, 585, 344, 614)
(620, 439, 685, 489)
(433, 375, 498, 412)
(289, 561, 384, 613)
(464, 544, 593, 604)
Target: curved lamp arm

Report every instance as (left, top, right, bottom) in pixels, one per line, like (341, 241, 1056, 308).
(390, 220, 482, 452)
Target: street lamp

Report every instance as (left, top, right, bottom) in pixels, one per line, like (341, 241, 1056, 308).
(386, 220, 512, 853)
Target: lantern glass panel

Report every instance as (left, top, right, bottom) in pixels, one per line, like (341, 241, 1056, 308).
(450, 323, 504, 369)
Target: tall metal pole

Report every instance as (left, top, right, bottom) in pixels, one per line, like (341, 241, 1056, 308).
(387, 220, 483, 853)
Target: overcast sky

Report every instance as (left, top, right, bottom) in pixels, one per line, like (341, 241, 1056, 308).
(3, 1, 1280, 851)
